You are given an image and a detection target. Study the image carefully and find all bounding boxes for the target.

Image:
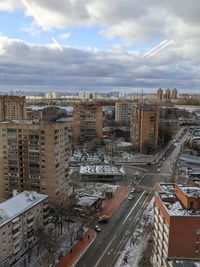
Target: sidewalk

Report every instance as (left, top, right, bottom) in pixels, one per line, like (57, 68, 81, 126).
(56, 228, 95, 267)
(56, 185, 130, 267)
(98, 185, 131, 217)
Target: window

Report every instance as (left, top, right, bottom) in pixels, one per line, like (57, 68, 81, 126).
(196, 246, 199, 252)
(196, 229, 200, 234)
(196, 237, 200, 243)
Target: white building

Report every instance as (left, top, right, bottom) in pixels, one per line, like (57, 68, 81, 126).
(0, 191, 48, 267)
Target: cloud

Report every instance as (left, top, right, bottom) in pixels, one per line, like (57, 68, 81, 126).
(59, 32, 71, 40)
(0, 35, 199, 92)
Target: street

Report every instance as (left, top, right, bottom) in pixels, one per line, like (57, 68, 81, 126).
(75, 128, 189, 267)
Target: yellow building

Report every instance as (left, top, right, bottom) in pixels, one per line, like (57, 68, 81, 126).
(0, 120, 70, 202)
(131, 105, 159, 153)
(0, 96, 27, 121)
(72, 103, 103, 145)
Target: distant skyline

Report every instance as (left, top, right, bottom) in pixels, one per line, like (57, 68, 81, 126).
(0, 1, 200, 92)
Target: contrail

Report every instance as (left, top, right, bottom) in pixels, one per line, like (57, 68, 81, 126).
(21, 0, 48, 30)
(142, 39, 168, 58)
(51, 37, 64, 52)
(21, 0, 64, 52)
(145, 40, 174, 58)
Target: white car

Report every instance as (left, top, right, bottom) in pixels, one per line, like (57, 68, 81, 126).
(94, 225, 101, 232)
(157, 168, 160, 172)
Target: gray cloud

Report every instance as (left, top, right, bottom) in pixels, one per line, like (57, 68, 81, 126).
(0, 1, 200, 92)
(0, 36, 200, 92)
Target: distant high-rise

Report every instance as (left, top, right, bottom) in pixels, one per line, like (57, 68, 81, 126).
(115, 100, 133, 126)
(72, 103, 103, 145)
(156, 88, 163, 100)
(0, 120, 70, 202)
(171, 88, 178, 99)
(164, 88, 171, 99)
(131, 105, 159, 153)
(0, 96, 27, 121)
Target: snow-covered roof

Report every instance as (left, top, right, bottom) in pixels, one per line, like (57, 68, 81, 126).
(180, 186, 200, 198)
(158, 192, 200, 216)
(179, 154, 200, 164)
(80, 164, 125, 176)
(159, 183, 175, 193)
(0, 191, 48, 226)
(76, 195, 100, 207)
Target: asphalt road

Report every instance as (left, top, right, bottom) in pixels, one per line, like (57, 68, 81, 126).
(75, 129, 190, 267)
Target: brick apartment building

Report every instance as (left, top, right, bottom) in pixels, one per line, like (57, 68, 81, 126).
(0, 120, 70, 202)
(72, 103, 103, 145)
(130, 105, 159, 153)
(0, 191, 48, 267)
(0, 96, 27, 121)
(153, 183, 200, 267)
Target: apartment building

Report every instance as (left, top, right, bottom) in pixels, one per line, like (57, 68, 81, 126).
(130, 105, 159, 153)
(115, 100, 133, 126)
(170, 88, 178, 99)
(157, 88, 163, 100)
(153, 183, 200, 267)
(0, 96, 27, 121)
(72, 103, 103, 145)
(156, 88, 178, 100)
(0, 191, 48, 267)
(0, 120, 70, 202)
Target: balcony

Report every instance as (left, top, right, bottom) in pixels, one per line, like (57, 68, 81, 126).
(12, 230, 21, 239)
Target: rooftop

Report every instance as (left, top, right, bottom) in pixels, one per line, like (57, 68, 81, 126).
(0, 191, 48, 226)
(80, 164, 125, 176)
(0, 119, 67, 126)
(158, 191, 200, 216)
(179, 154, 200, 164)
(76, 195, 100, 207)
(179, 185, 200, 198)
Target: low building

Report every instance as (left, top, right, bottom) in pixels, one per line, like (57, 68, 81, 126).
(0, 191, 48, 267)
(79, 163, 125, 182)
(76, 195, 103, 213)
(153, 183, 200, 267)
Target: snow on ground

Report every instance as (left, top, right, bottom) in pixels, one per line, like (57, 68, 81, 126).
(115, 198, 154, 267)
(76, 183, 119, 198)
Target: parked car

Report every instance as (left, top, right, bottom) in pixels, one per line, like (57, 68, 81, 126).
(128, 194, 134, 200)
(157, 168, 160, 172)
(98, 215, 109, 223)
(135, 188, 141, 193)
(94, 225, 101, 232)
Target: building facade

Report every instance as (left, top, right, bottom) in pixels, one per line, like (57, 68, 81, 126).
(0, 96, 27, 121)
(153, 183, 200, 267)
(72, 104, 103, 145)
(130, 105, 159, 153)
(0, 120, 70, 202)
(156, 88, 163, 100)
(115, 100, 133, 126)
(0, 191, 48, 267)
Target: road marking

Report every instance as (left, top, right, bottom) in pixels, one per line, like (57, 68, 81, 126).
(93, 191, 146, 267)
(122, 191, 146, 225)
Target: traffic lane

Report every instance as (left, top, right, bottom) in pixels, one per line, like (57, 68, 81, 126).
(75, 191, 146, 267)
(90, 191, 148, 267)
(98, 191, 154, 267)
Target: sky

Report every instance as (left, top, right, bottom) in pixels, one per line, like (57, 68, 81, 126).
(0, 0, 200, 94)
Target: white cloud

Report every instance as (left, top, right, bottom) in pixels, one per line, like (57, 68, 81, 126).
(59, 32, 71, 40)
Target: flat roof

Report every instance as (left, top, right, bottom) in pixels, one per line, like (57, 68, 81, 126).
(158, 191, 200, 216)
(179, 185, 200, 198)
(77, 195, 100, 207)
(179, 154, 200, 164)
(0, 191, 48, 226)
(80, 164, 125, 176)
